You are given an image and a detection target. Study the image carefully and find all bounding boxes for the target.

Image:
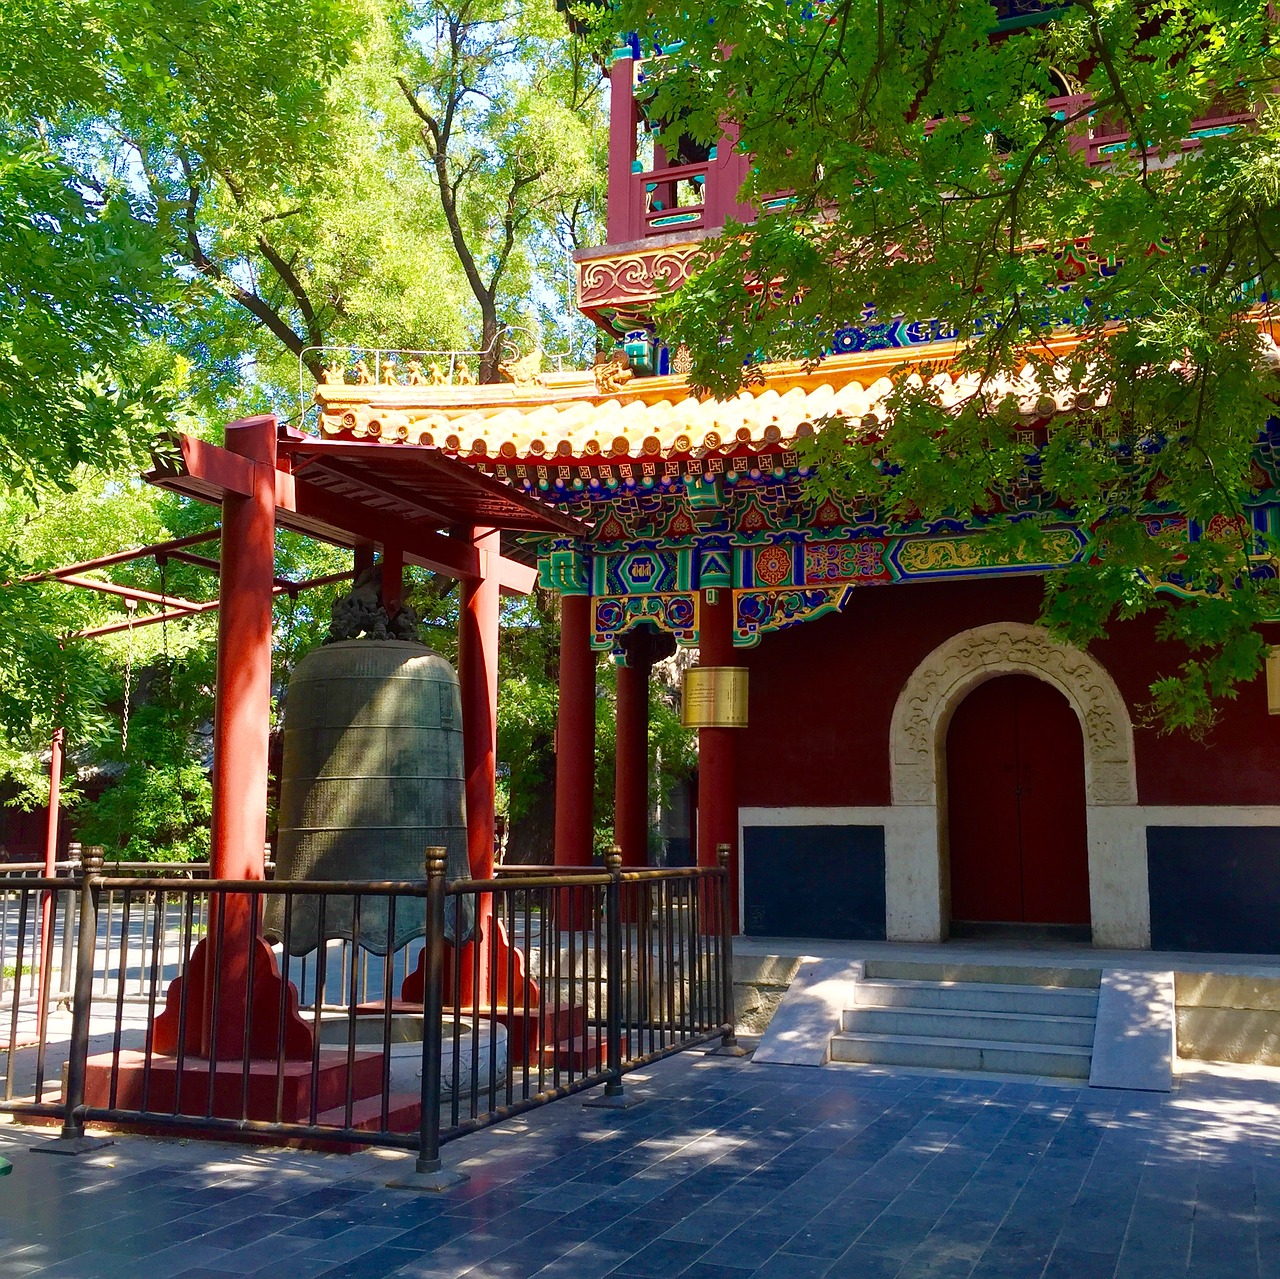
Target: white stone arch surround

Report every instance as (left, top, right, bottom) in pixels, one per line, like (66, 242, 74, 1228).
(884, 622, 1149, 948)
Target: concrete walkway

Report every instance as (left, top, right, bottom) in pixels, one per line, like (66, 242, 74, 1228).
(2, 1051, 1279, 1279)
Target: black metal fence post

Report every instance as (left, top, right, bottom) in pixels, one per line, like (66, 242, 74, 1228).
(714, 844, 749, 1057)
(388, 847, 466, 1191)
(585, 847, 641, 1109)
(36, 845, 113, 1154)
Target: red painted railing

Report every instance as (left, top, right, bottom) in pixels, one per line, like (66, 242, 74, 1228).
(605, 66, 1257, 249)
(1049, 93, 1255, 167)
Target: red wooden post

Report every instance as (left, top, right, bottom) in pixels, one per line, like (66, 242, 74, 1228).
(381, 540, 404, 614)
(42, 727, 63, 878)
(153, 415, 311, 1061)
(613, 648, 651, 869)
(554, 592, 596, 868)
(353, 539, 375, 579)
(607, 48, 640, 244)
(457, 527, 500, 1006)
(210, 415, 277, 887)
(707, 123, 755, 230)
(696, 591, 739, 931)
(37, 726, 63, 1042)
(461, 528, 501, 881)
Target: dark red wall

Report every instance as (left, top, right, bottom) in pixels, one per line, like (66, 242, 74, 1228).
(738, 575, 1280, 809)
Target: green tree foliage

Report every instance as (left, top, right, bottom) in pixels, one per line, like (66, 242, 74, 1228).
(4, 0, 603, 410)
(0, 141, 171, 491)
(0, 476, 218, 856)
(0, 0, 609, 857)
(608, 0, 1280, 730)
(5, 0, 478, 401)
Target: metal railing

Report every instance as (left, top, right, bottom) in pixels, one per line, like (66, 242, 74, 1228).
(0, 846, 736, 1157)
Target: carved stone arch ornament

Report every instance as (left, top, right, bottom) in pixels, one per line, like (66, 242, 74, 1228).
(889, 622, 1138, 808)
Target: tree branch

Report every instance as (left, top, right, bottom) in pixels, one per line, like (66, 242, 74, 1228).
(175, 154, 321, 379)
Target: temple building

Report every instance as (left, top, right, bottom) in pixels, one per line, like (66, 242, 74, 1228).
(297, 29, 1280, 956)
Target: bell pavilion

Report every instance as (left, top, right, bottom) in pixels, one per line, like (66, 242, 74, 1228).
(153, 20, 1280, 960)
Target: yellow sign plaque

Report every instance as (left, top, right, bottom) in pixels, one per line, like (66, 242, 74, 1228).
(682, 666, 749, 729)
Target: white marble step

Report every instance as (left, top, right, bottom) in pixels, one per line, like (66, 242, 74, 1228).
(841, 1004, 1095, 1047)
(854, 977, 1098, 1019)
(862, 961, 1101, 989)
(830, 1030, 1093, 1079)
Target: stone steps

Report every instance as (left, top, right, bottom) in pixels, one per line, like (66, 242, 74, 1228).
(854, 977, 1099, 1019)
(862, 960, 1101, 989)
(831, 968, 1100, 1080)
(544, 1032, 608, 1071)
(842, 1003, 1095, 1047)
(830, 1030, 1093, 1078)
(316, 1091, 420, 1134)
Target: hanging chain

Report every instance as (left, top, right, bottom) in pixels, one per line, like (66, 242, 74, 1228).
(158, 555, 172, 710)
(285, 588, 298, 674)
(122, 599, 136, 755)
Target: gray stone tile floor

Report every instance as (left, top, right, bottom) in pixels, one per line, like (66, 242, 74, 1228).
(2, 1053, 1279, 1279)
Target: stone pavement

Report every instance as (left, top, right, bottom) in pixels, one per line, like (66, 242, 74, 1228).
(1, 1053, 1278, 1279)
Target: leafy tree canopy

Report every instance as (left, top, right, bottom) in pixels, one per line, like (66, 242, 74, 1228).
(4, 0, 603, 428)
(0, 139, 172, 491)
(606, 0, 1280, 730)
(0, 0, 609, 858)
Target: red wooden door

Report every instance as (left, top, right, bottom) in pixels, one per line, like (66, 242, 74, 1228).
(946, 674, 1090, 927)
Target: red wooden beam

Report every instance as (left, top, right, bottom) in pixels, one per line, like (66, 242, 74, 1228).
(57, 573, 205, 613)
(72, 600, 219, 639)
(152, 432, 545, 594)
(21, 530, 220, 583)
(67, 570, 354, 640)
(283, 439, 587, 538)
(484, 547, 538, 595)
(279, 470, 484, 578)
(163, 548, 317, 592)
(180, 436, 255, 497)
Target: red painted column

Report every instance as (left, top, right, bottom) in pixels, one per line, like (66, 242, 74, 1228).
(613, 649, 650, 869)
(38, 726, 63, 1042)
(381, 541, 404, 614)
(696, 591, 740, 931)
(458, 528, 500, 1006)
(708, 122, 755, 229)
(209, 415, 277, 885)
(353, 540, 375, 579)
(554, 592, 596, 868)
(42, 727, 63, 878)
(460, 528, 501, 881)
(204, 415, 280, 1059)
(153, 415, 311, 1062)
(607, 51, 639, 244)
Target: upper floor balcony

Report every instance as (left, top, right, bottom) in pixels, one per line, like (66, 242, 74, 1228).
(575, 40, 1256, 345)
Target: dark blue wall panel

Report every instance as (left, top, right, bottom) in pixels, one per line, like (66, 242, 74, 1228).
(1148, 826, 1280, 953)
(742, 825, 886, 939)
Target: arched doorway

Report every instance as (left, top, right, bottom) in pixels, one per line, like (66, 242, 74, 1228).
(946, 673, 1091, 933)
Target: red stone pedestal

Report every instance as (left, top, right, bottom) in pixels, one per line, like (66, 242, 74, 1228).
(81, 1048, 386, 1123)
(152, 935, 314, 1062)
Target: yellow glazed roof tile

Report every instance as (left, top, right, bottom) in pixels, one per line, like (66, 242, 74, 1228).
(312, 339, 1105, 464)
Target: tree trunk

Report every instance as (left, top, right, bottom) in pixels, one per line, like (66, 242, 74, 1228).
(479, 306, 502, 384)
(504, 743, 557, 865)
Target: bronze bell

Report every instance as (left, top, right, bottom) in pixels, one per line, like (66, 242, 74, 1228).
(265, 638, 473, 955)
